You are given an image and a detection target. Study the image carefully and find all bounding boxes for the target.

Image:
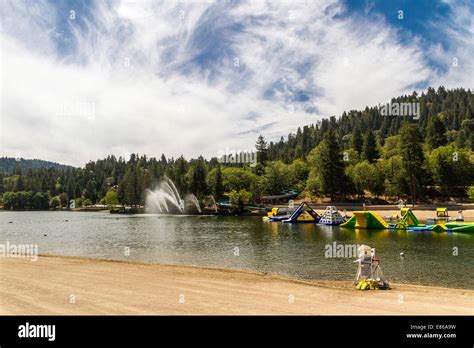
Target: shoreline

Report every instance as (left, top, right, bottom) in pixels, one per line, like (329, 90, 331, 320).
(2, 207, 474, 223)
(1, 254, 472, 315)
(33, 253, 474, 290)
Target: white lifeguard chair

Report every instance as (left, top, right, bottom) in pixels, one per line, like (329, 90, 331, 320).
(354, 245, 389, 290)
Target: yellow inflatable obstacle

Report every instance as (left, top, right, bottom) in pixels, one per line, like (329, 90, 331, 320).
(340, 211, 389, 229)
(400, 208, 419, 226)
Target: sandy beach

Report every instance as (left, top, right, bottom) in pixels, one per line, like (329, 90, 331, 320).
(0, 255, 472, 315)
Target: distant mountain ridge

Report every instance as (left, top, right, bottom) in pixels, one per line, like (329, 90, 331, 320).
(0, 157, 75, 174)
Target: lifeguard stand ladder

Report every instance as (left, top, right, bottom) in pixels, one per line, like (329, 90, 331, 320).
(354, 245, 389, 289)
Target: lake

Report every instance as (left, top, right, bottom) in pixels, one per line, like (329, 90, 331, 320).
(1, 211, 473, 289)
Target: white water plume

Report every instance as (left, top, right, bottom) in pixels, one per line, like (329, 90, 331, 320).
(146, 176, 200, 214)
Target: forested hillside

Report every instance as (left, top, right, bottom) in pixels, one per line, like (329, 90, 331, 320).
(267, 86, 474, 162)
(0, 157, 74, 175)
(1, 86, 473, 210)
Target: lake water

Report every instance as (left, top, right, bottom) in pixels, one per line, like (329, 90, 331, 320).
(1, 211, 473, 289)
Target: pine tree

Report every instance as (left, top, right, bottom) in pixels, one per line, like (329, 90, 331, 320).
(318, 129, 345, 201)
(351, 125, 363, 155)
(399, 124, 425, 206)
(0, 172, 4, 195)
(213, 165, 223, 199)
(14, 173, 25, 192)
(122, 165, 138, 207)
(66, 180, 75, 201)
(173, 156, 187, 194)
(84, 179, 98, 204)
(363, 130, 378, 163)
(425, 114, 447, 150)
(255, 135, 268, 164)
(117, 179, 125, 206)
(189, 157, 207, 197)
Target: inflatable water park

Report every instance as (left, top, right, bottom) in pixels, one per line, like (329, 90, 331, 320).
(263, 202, 345, 225)
(340, 207, 474, 233)
(263, 202, 474, 233)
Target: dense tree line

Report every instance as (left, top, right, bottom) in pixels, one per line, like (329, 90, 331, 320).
(0, 158, 72, 175)
(266, 87, 474, 162)
(1, 87, 473, 210)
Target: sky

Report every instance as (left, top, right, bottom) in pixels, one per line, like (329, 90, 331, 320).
(1, 0, 473, 167)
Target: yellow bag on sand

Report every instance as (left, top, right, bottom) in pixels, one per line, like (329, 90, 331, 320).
(355, 279, 382, 291)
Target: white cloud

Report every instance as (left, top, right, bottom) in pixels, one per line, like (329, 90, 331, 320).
(428, 3, 474, 88)
(0, 0, 472, 166)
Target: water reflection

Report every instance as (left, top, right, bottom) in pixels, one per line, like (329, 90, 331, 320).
(1, 211, 473, 289)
